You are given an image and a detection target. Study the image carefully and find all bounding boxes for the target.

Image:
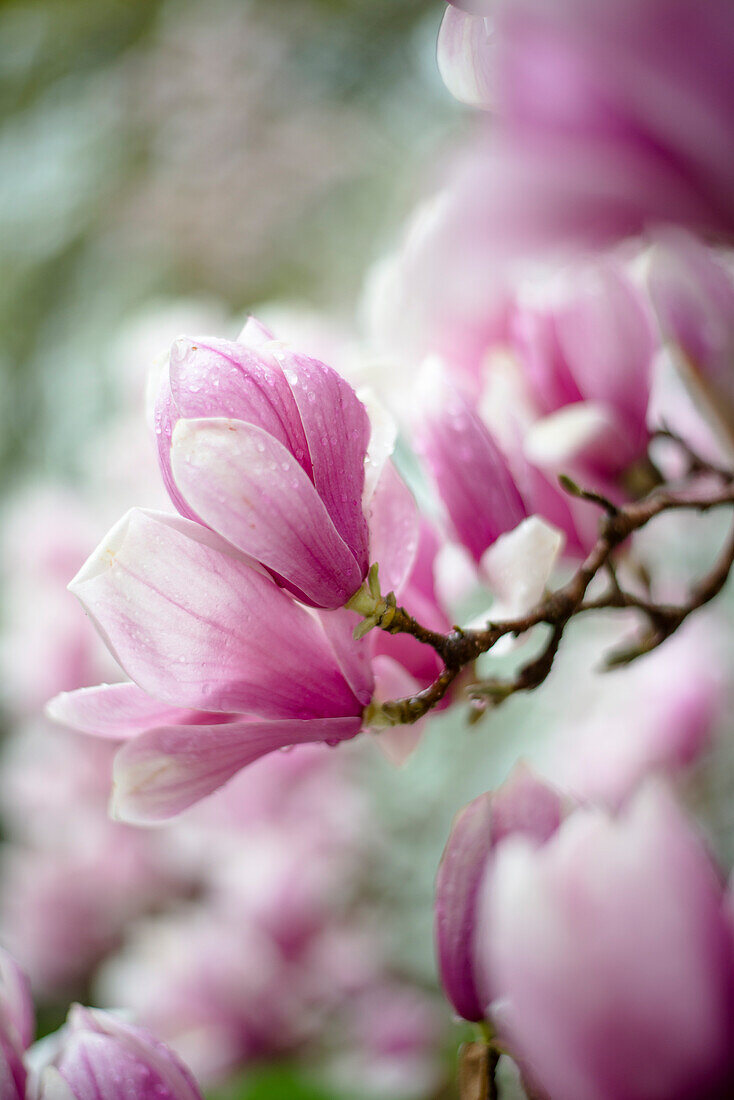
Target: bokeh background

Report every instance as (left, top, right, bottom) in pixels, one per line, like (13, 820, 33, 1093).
(1, 4, 733, 1100)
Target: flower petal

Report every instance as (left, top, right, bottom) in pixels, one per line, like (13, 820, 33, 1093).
(57, 1005, 203, 1100)
(367, 461, 419, 597)
(68, 509, 361, 719)
(277, 349, 371, 572)
(170, 418, 363, 608)
(368, 655, 425, 767)
(111, 717, 362, 824)
(416, 366, 527, 562)
(46, 682, 210, 741)
(435, 792, 494, 1022)
(168, 338, 312, 475)
(315, 608, 375, 708)
(0, 948, 34, 1050)
(480, 515, 563, 622)
(438, 6, 495, 110)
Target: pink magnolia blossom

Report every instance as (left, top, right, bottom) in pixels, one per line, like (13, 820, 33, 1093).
(438, 0, 734, 250)
(28, 1005, 203, 1100)
(48, 507, 375, 823)
(48, 471, 428, 820)
(153, 317, 374, 609)
(434, 766, 563, 1022)
(478, 783, 734, 1100)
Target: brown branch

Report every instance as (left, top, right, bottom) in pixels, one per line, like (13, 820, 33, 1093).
(366, 456, 734, 728)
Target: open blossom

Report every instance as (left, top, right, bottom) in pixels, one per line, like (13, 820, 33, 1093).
(29, 1005, 204, 1100)
(48, 508, 376, 823)
(153, 317, 374, 609)
(438, 0, 734, 251)
(434, 766, 563, 1022)
(478, 783, 734, 1100)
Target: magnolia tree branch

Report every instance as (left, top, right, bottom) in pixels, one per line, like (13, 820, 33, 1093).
(356, 438, 734, 729)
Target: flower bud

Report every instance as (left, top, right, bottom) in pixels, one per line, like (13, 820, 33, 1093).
(154, 319, 373, 609)
(415, 365, 526, 563)
(434, 766, 563, 1021)
(29, 1005, 203, 1100)
(479, 783, 734, 1100)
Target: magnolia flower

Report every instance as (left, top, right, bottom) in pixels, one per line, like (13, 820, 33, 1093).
(47, 462, 427, 822)
(153, 317, 375, 609)
(434, 766, 563, 1022)
(478, 783, 734, 1100)
(438, 0, 734, 249)
(28, 1005, 203, 1100)
(48, 508, 377, 823)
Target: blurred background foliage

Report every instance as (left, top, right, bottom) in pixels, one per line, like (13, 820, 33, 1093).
(0, 0, 456, 487)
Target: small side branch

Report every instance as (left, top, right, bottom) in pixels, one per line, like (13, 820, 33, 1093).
(361, 443, 734, 728)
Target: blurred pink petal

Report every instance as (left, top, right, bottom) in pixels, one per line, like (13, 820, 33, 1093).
(647, 231, 734, 449)
(111, 717, 362, 824)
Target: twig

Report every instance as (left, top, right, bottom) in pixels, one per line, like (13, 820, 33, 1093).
(361, 444, 734, 727)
